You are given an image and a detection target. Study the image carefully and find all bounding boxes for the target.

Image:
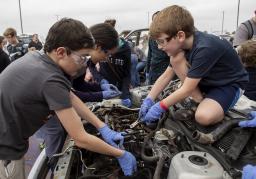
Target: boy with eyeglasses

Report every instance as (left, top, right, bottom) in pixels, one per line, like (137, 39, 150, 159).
(40, 24, 123, 172)
(0, 18, 136, 179)
(139, 5, 248, 126)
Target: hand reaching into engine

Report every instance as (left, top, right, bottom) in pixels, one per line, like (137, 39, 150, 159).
(241, 164, 256, 179)
(122, 98, 132, 107)
(239, 111, 256, 127)
(139, 97, 154, 120)
(142, 102, 167, 123)
(102, 90, 121, 99)
(98, 124, 124, 148)
(101, 83, 120, 92)
(117, 151, 137, 176)
(98, 124, 137, 176)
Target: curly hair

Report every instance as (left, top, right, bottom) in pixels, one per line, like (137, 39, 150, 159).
(237, 40, 256, 67)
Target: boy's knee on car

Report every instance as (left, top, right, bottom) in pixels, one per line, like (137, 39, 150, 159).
(195, 108, 223, 126)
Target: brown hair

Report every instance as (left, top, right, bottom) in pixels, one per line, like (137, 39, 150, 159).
(104, 19, 116, 28)
(44, 18, 95, 53)
(3, 27, 17, 37)
(90, 23, 118, 50)
(0, 36, 4, 44)
(150, 5, 195, 39)
(237, 40, 256, 67)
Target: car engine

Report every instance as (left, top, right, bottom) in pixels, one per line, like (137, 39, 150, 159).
(52, 80, 256, 179)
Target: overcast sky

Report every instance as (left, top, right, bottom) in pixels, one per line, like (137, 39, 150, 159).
(0, 0, 254, 38)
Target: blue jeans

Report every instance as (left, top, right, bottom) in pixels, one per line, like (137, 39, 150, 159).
(38, 115, 66, 171)
(130, 54, 139, 87)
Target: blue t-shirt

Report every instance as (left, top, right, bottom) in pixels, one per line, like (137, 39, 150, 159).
(185, 31, 248, 88)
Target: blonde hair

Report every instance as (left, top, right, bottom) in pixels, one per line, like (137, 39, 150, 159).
(238, 40, 256, 67)
(150, 5, 194, 39)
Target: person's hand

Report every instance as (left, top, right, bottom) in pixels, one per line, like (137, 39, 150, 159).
(239, 111, 256, 127)
(122, 98, 132, 107)
(101, 83, 120, 92)
(98, 124, 124, 148)
(241, 164, 256, 179)
(117, 151, 137, 176)
(100, 79, 109, 85)
(102, 90, 120, 99)
(139, 97, 154, 120)
(143, 102, 167, 123)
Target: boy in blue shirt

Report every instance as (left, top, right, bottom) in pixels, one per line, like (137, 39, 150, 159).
(139, 5, 248, 126)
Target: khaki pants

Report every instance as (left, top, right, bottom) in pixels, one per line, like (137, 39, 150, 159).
(0, 158, 25, 179)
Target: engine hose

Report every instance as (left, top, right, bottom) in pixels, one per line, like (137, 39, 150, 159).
(176, 120, 234, 174)
(141, 130, 159, 162)
(78, 161, 111, 179)
(141, 112, 168, 163)
(192, 119, 241, 144)
(153, 154, 167, 179)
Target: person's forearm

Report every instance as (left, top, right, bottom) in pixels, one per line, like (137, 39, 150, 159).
(161, 77, 200, 107)
(70, 92, 105, 129)
(75, 132, 123, 157)
(162, 86, 191, 107)
(148, 67, 174, 100)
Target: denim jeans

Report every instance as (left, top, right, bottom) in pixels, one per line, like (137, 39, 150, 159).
(136, 61, 146, 85)
(130, 54, 139, 87)
(38, 115, 67, 171)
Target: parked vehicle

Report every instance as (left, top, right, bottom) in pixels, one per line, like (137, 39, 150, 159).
(125, 28, 149, 55)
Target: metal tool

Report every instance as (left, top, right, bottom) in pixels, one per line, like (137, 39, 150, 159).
(130, 118, 142, 129)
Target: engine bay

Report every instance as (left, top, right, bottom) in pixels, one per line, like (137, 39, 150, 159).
(52, 81, 256, 179)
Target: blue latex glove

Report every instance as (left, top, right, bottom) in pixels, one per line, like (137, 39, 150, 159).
(102, 90, 121, 99)
(242, 164, 256, 179)
(117, 151, 137, 176)
(239, 111, 256, 127)
(139, 97, 154, 120)
(98, 124, 124, 148)
(100, 79, 109, 85)
(101, 83, 120, 92)
(143, 102, 166, 123)
(122, 98, 132, 107)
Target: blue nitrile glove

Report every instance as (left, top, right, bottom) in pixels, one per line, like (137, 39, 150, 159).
(117, 151, 137, 176)
(241, 164, 256, 179)
(100, 79, 109, 85)
(239, 111, 256, 127)
(102, 90, 120, 99)
(143, 102, 166, 123)
(98, 124, 124, 148)
(101, 83, 120, 92)
(139, 97, 154, 120)
(122, 98, 132, 107)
